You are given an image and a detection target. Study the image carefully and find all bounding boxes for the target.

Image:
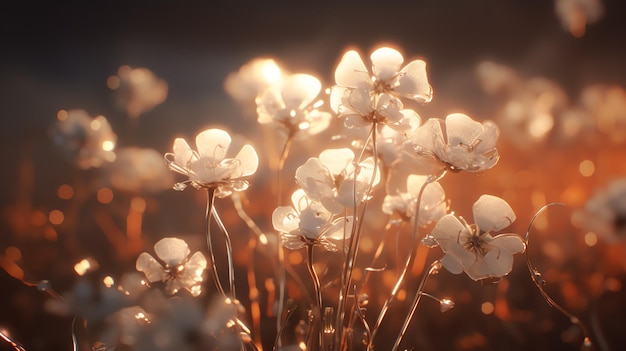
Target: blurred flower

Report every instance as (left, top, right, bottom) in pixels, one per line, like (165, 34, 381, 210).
(376, 109, 422, 166)
(165, 128, 259, 196)
(273, 189, 352, 252)
(580, 84, 626, 143)
(50, 109, 117, 169)
(256, 73, 332, 138)
(224, 58, 285, 104)
(580, 178, 626, 243)
(108, 65, 168, 119)
(555, 0, 604, 38)
(107, 147, 174, 193)
(412, 114, 500, 173)
(382, 174, 447, 227)
(431, 195, 525, 281)
(99, 306, 151, 348)
(296, 148, 380, 213)
(136, 237, 207, 297)
(330, 47, 432, 131)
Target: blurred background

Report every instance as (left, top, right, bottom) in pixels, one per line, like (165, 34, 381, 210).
(1, 1, 626, 350)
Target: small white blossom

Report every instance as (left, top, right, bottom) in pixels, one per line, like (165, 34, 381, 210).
(412, 114, 500, 173)
(136, 237, 207, 297)
(382, 174, 447, 227)
(108, 65, 168, 119)
(256, 73, 332, 138)
(431, 195, 525, 281)
(165, 128, 259, 196)
(296, 148, 380, 213)
(272, 189, 352, 251)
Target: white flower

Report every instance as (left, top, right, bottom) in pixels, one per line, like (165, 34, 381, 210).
(555, 0, 604, 38)
(108, 147, 174, 193)
(295, 148, 380, 213)
(136, 237, 207, 296)
(272, 189, 352, 251)
(330, 47, 432, 131)
(108, 65, 168, 119)
(256, 73, 332, 138)
(382, 174, 447, 227)
(412, 114, 500, 173)
(224, 58, 284, 104)
(580, 178, 626, 243)
(165, 128, 259, 196)
(431, 195, 525, 281)
(50, 109, 117, 169)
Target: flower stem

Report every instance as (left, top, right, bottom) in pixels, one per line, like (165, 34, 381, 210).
(391, 260, 442, 351)
(211, 206, 237, 299)
(205, 188, 227, 297)
(524, 203, 595, 350)
(306, 243, 324, 351)
(367, 175, 437, 350)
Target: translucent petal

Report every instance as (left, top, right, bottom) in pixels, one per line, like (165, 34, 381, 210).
(396, 60, 432, 103)
(136, 253, 165, 283)
(281, 74, 322, 110)
(348, 84, 375, 116)
(319, 148, 354, 176)
(431, 214, 465, 248)
(154, 237, 191, 267)
(440, 253, 464, 274)
(329, 86, 350, 113)
(370, 47, 404, 82)
(444, 113, 483, 146)
(490, 234, 526, 254)
(335, 50, 370, 88)
(195, 129, 231, 160)
(475, 120, 499, 153)
(299, 204, 331, 239)
(172, 138, 196, 168)
(326, 216, 353, 241)
(272, 206, 300, 234)
(296, 158, 334, 203)
(304, 110, 332, 135)
(233, 144, 259, 177)
(483, 249, 515, 278)
(178, 251, 207, 294)
(473, 195, 516, 232)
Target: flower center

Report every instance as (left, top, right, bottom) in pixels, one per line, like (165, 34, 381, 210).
(464, 229, 488, 256)
(164, 264, 185, 280)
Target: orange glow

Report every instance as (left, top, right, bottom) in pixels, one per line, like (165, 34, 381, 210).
(578, 160, 595, 177)
(288, 251, 302, 265)
(481, 301, 494, 315)
(56, 109, 68, 121)
(97, 188, 114, 204)
(57, 184, 74, 200)
(48, 210, 64, 225)
(106, 76, 121, 90)
(584, 232, 598, 247)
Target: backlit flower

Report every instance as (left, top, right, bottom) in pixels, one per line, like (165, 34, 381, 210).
(330, 47, 432, 131)
(108, 65, 168, 119)
(412, 114, 500, 173)
(107, 147, 174, 193)
(136, 237, 207, 296)
(256, 73, 331, 138)
(272, 189, 352, 251)
(431, 195, 525, 281)
(165, 128, 259, 196)
(382, 174, 447, 227)
(296, 148, 380, 213)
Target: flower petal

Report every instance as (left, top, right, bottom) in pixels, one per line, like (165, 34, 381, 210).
(473, 195, 516, 232)
(396, 60, 432, 103)
(296, 158, 334, 203)
(136, 253, 165, 283)
(172, 138, 196, 167)
(196, 129, 231, 160)
(272, 206, 300, 234)
(233, 144, 259, 177)
(490, 233, 526, 254)
(444, 113, 483, 146)
(154, 237, 191, 267)
(281, 74, 322, 110)
(431, 214, 465, 249)
(440, 253, 464, 275)
(370, 47, 404, 82)
(319, 148, 354, 176)
(483, 248, 515, 278)
(335, 50, 370, 88)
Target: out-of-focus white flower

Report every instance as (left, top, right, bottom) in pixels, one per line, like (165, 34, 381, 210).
(580, 178, 626, 243)
(272, 189, 352, 251)
(377, 109, 421, 166)
(581, 84, 626, 143)
(108, 65, 168, 119)
(224, 58, 285, 104)
(431, 195, 525, 281)
(136, 237, 207, 297)
(382, 174, 447, 227)
(107, 147, 174, 193)
(165, 128, 259, 196)
(256, 73, 332, 138)
(296, 148, 380, 213)
(50, 109, 117, 169)
(330, 47, 432, 131)
(555, 0, 604, 38)
(412, 114, 500, 173)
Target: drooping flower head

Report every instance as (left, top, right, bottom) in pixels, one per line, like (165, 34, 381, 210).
(330, 47, 432, 131)
(382, 174, 448, 227)
(256, 73, 332, 138)
(136, 237, 207, 296)
(412, 113, 500, 173)
(296, 148, 380, 214)
(165, 128, 259, 197)
(272, 189, 352, 251)
(430, 195, 525, 281)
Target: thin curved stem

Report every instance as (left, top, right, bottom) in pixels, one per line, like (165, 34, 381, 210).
(205, 188, 226, 297)
(524, 202, 595, 349)
(211, 206, 236, 299)
(392, 260, 442, 351)
(306, 243, 323, 350)
(367, 174, 440, 350)
(275, 136, 292, 345)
